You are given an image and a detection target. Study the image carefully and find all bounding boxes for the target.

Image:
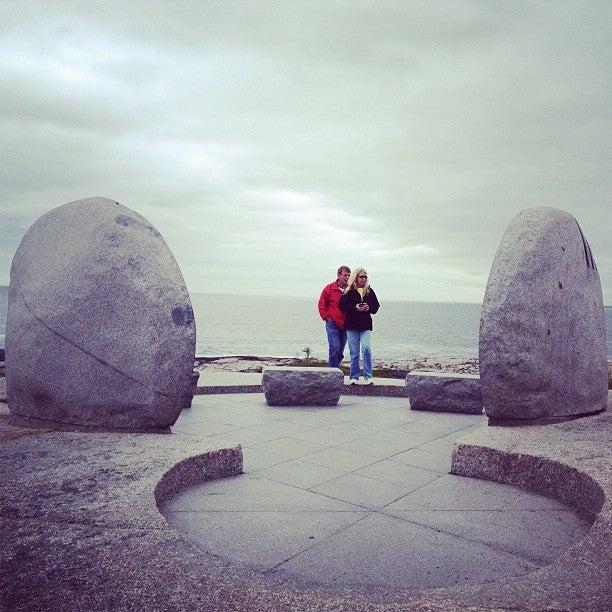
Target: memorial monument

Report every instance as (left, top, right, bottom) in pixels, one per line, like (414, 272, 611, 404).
(480, 206, 607, 423)
(5, 197, 196, 430)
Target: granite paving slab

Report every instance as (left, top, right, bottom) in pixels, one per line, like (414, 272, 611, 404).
(391, 447, 454, 473)
(166, 475, 366, 512)
(332, 433, 429, 459)
(300, 446, 382, 472)
(353, 459, 440, 491)
(384, 473, 569, 513)
(266, 512, 540, 590)
(309, 472, 413, 510)
(253, 458, 349, 489)
(173, 419, 240, 437)
(286, 425, 374, 446)
(385, 509, 592, 564)
(248, 436, 330, 458)
(413, 427, 483, 456)
(240, 446, 298, 472)
(165, 510, 370, 570)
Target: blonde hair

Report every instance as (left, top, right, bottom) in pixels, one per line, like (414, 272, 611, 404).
(345, 267, 370, 294)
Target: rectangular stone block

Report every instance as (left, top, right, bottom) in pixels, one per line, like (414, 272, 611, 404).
(262, 366, 343, 406)
(406, 371, 482, 414)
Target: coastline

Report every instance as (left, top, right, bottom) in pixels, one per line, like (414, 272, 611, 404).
(196, 354, 480, 376)
(197, 355, 612, 390)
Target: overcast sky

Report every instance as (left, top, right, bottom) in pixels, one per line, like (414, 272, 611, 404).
(1, 1, 610, 303)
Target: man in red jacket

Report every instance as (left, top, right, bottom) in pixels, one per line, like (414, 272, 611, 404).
(318, 265, 351, 368)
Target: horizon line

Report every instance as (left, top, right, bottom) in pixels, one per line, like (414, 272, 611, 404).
(0, 285, 610, 309)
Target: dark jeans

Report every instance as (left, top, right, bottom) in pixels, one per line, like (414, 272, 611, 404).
(325, 319, 346, 368)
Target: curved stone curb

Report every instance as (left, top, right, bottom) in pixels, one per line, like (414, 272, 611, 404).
(438, 407, 612, 611)
(0, 430, 242, 609)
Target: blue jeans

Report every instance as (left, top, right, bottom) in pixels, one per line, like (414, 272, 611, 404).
(346, 329, 372, 380)
(325, 319, 346, 368)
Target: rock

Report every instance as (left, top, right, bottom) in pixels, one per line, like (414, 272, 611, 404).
(262, 366, 343, 406)
(5, 197, 195, 429)
(480, 207, 608, 422)
(406, 371, 482, 414)
(181, 370, 201, 409)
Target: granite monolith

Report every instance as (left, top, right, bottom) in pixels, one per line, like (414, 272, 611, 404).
(479, 207, 607, 422)
(6, 197, 196, 429)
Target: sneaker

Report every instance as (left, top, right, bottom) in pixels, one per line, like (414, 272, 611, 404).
(350, 379, 359, 385)
(364, 378, 374, 386)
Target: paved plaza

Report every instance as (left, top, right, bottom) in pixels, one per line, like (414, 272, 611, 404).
(165, 392, 591, 592)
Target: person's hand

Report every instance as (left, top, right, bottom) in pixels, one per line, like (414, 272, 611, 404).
(361, 303, 369, 312)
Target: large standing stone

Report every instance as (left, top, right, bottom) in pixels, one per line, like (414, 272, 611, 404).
(480, 207, 607, 422)
(6, 197, 196, 429)
(406, 371, 482, 414)
(262, 367, 343, 406)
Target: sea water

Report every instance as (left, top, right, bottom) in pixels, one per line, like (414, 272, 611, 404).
(0, 287, 610, 360)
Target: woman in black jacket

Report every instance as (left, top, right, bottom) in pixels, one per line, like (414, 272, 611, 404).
(339, 267, 380, 384)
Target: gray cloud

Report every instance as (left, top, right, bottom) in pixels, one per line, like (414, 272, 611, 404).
(1, 0, 610, 303)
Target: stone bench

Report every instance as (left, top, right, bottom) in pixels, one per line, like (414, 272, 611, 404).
(406, 371, 482, 414)
(262, 366, 343, 406)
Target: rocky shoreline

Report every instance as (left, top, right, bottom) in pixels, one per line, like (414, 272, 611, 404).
(195, 355, 480, 376)
(196, 355, 612, 389)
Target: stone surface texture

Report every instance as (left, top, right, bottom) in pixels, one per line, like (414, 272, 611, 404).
(1, 393, 610, 611)
(406, 371, 482, 414)
(480, 206, 607, 420)
(181, 370, 201, 409)
(5, 197, 196, 429)
(262, 366, 343, 406)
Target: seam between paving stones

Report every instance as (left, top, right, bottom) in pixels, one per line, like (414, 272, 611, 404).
(246, 454, 439, 503)
(283, 419, 476, 459)
(236, 474, 373, 512)
(374, 508, 580, 565)
(285, 426, 469, 474)
(295, 448, 448, 491)
(16, 290, 182, 399)
(259, 502, 551, 575)
(262, 510, 377, 574)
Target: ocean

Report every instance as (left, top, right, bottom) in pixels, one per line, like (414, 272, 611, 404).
(0, 287, 610, 360)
